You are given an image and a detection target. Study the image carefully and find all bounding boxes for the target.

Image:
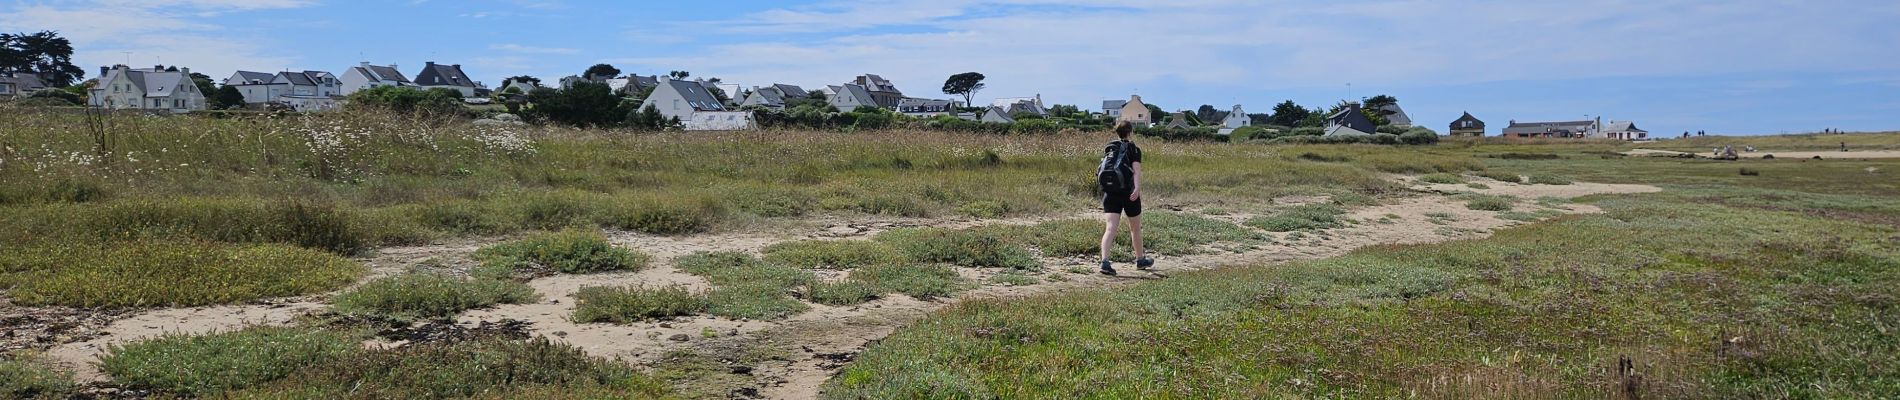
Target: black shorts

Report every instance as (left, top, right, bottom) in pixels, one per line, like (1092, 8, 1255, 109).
(1102, 191, 1143, 217)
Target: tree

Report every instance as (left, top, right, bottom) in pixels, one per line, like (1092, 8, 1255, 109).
(1047, 104, 1082, 119)
(526, 82, 624, 127)
(941, 72, 986, 107)
(0, 31, 84, 87)
(212, 85, 246, 110)
(346, 86, 465, 116)
(1195, 104, 1229, 125)
(583, 64, 621, 78)
(189, 72, 216, 98)
(1362, 94, 1399, 126)
(1144, 104, 1165, 124)
(1268, 100, 1308, 127)
(503, 75, 541, 87)
(668, 71, 691, 79)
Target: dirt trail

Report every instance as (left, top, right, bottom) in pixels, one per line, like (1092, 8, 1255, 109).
(27, 178, 1661, 399)
(1625, 148, 1900, 159)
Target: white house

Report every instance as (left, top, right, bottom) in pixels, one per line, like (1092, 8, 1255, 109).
(1218, 104, 1250, 135)
(979, 106, 1015, 123)
(500, 79, 542, 95)
(339, 62, 412, 95)
(742, 84, 814, 109)
(413, 62, 481, 97)
(829, 84, 878, 112)
(1600, 120, 1650, 141)
(992, 95, 1046, 117)
(898, 98, 958, 117)
(1103, 99, 1127, 118)
(223, 70, 339, 104)
(640, 77, 740, 131)
(87, 65, 205, 113)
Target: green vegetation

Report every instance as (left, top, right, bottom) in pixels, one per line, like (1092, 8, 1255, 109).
(1, 355, 74, 400)
(705, 284, 811, 320)
(1246, 204, 1347, 232)
(808, 279, 883, 306)
(1476, 170, 1524, 183)
(988, 273, 1038, 286)
(332, 273, 539, 320)
(1498, 209, 1564, 222)
(570, 285, 707, 323)
(852, 264, 969, 300)
(674, 251, 815, 288)
(761, 240, 906, 270)
(1527, 173, 1574, 185)
(2, 241, 362, 307)
(1416, 173, 1466, 184)
(1460, 194, 1517, 211)
(474, 229, 650, 277)
(233, 337, 670, 399)
(876, 228, 1038, 270)
(101, 327, 360, 395)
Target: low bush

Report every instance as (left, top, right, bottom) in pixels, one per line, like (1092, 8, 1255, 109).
(101, 327, 360, 395)
(331, 273, 539, 320)
(1246, 204, 1347, 232)
(1476, 171, 1523, 183)
(474, 229, 649, 277)
(607, 194, 724, 235)
(1461, 194, 1517, 211)
(1490, 152, 1563, 160)
(1526, 173, 1574, 185)
(1, 355, 74, 400)
(1417, 173, 1466, 184)
(706, 284, 810, 320)
(235, 337, 668, 398)
(762, 240, 907, 270)
(808, 279, 883, 306)
(2, 241, 363, 308)
(673, 251, 815, 288)
(989, 273, 1038, 286)
(875, 228, 1039, 270)
(851, 264, 969, 300)
(571, 285, 707, 323)
(1398, 129, 1440, 145)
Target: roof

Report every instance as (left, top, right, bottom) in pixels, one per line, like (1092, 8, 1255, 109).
(140, 70, 188, 98)
(1450, 112, 1485, 129)
(851, 74, 901, 94)
(416, 62, 475, 87)
(1502, 120, 1596, 135)
(1325, 125, 1374, 137)
(1603, 121, 1646, 132)
(1164, 112, 1192, 129)
(838, 84, 878, 107)
(1327, 103, 1377, 133)
(352, 65, 410, 84)
(981, 106, 1015, 123)
(1104, 100, 1127, 110)
(0, 73, 48, 91)
(898, 98, 954, 110)
(280, 71, 317, 86)
(749, 86, 787, 106)
(1376, 104, 1412, 126)
(772, 84, 808, 99)
(231, 71, 274, 85)
(663, 79, 726, 111)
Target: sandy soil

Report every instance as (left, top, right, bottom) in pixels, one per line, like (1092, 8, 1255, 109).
(1624, 149, 1900, 159)
(20, 177, 1661, 399)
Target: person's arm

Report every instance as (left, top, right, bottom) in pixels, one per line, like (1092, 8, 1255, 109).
(1129, 161, 1142, 201)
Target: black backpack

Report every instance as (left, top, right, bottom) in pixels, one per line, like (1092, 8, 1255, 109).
(1097, 140, 1133, 192)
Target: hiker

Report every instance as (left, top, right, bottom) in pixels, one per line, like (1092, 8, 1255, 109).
(1842, 142, 1849, 152)
(1096, 121, 1152, 276)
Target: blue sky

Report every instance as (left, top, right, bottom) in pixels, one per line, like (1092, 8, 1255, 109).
(5, 0, 1898, 134)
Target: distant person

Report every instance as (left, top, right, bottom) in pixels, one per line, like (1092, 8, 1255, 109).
(1095, 121, 1152, 276)
(1843, 142, 1849, 152)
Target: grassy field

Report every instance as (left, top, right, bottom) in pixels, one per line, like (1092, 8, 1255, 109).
(3, 104, 1896, 398)
(826, 137, 1900, 399)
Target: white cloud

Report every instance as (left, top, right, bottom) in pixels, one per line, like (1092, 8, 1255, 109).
(490, 44, 582, 55)
(0, 1, 313, 80)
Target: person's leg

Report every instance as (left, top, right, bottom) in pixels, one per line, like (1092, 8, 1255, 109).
(1128, 215, 1145, 260)
(1099, 213, 1121, 262)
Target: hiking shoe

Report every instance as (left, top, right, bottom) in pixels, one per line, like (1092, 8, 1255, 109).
(1135, 257, 1155, 271)
(1099, 260, 1118, 276)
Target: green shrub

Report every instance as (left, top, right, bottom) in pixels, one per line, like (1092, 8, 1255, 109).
(1416, 173, 1466, 184)
(506, 191, 605, 231)
(762, 240, 907, 270)
(332, 273, 539, 320)
(3, 241, 363, 308)
(875, 228, 1039, 270)
(1369, 133, 1400, 145)
(1526, 173, 1574, 185)
(101, 327, 360, 395)
(571, 285, 707, 323)
(607, 194, 723, 235)
(957, 200, 1009, 218)
(1398, 129, 1440, 145)
(474, 229, 650, 277)
(1461, 194, 1517, 211)
(1, 355, 74, 400)
(809, 279, 883, 306)
(1476, 171, 1523, 183)
(852, 264, 969, 300)
(234, 337, 667, 399)
(415, 200, 509, 235)
(674, 251, 816, 288)
(705, 284, 810, 320)
(989, 273, 1038, 286)
(1246, 204, 1346, 232)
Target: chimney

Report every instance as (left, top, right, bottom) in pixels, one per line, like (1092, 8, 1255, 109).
(100, 66, 109, 76)
(180, 67, 189, 75)
(360, 61, 370, 67)
(426, 61, 436, 67)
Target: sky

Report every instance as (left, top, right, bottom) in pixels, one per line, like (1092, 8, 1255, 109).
(4, 0, 1898, 135)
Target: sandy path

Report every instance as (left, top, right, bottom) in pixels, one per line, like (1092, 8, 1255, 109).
(1624, 149, 1900, 159)
(25, 178, 1660, 398)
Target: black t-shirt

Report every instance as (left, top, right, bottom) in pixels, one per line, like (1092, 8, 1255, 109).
(1116, 140, 1143, 166)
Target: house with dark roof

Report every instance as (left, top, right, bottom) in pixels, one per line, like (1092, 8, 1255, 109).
(340, 62, 412, 95)
(1448, 112, 1485, 137)
(898, 98, 958, 116)
(641, 77, 753, 130)
(223, 70, 340, 104)
(87, 64, 205, 113)
(1116, 95, 1151, 127)
(1600, 120, 1649, 140)
(979, 106, 1015, 124)
(1375, 104, 1413, 128)
(0, 73, 49, 98)
(829, 83, 878, 111)
(1502, 119, 1598, 138)
(992, 95, 1047, 117)
(413, 62, 482, 97)
(1163, 112, 1193, 130)
(1324, 103, 1377, 137)
(1103, 99, 1127, 118)
(846, 74, 903, 108)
